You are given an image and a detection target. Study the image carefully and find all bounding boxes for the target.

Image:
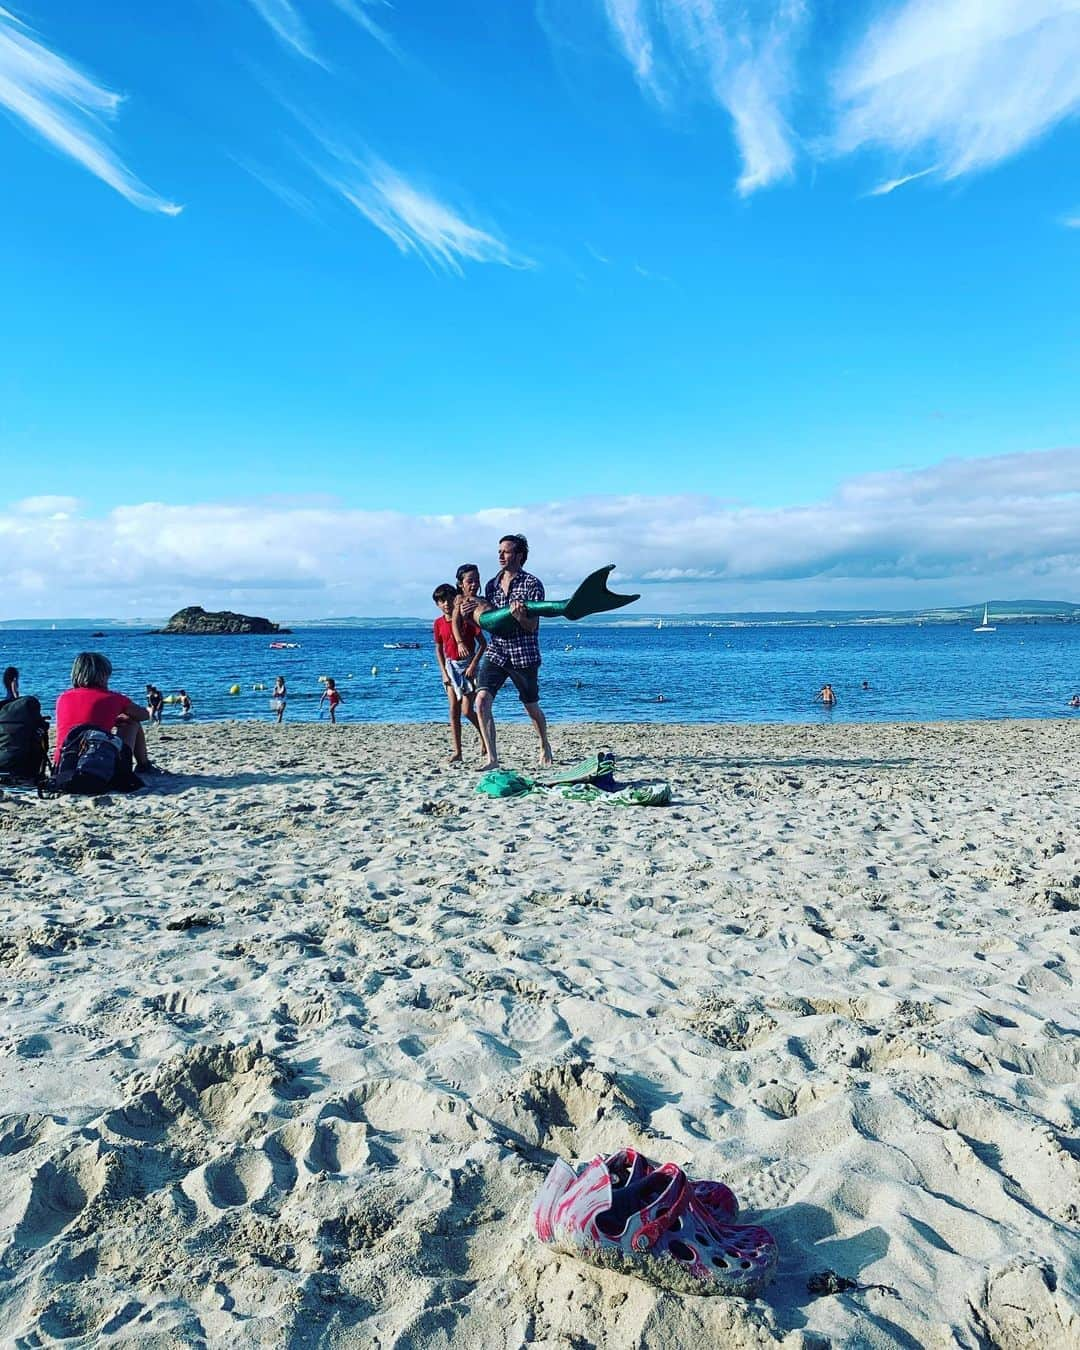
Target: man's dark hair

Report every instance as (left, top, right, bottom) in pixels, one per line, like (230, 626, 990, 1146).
(500, 533, 529, 563)
(432, 583, 457, 603)
(2, 666, 17, 694)
(455, 562, 479, 584)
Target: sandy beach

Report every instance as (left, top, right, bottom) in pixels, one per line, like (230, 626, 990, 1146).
(1, 718, 1078, 1348)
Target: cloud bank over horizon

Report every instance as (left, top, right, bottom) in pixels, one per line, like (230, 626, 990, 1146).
(3, 449, 1079, 619)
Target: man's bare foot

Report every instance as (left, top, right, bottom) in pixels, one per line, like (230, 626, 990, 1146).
(448, 753, 462, 764)
(479, 759, 499, 771)
(539, 753, 554, 767)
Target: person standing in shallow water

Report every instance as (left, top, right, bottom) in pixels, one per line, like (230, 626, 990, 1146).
(816, 683, 837, 707)
(272, 676, 287, 723)
(146, 685, 164, 725)
(463, 533, 553, 770)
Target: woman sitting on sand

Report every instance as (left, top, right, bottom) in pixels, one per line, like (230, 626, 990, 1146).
(53, 652, 156, 774)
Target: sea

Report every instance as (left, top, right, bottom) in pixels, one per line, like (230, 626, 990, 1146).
(4, 622, 1080, 727)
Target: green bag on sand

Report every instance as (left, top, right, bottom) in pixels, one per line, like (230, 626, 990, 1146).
(475, 763, 671, 806)
(531, 753, 616, 788)
(475, 769, 533, 798)
(556, 782, 672, 806)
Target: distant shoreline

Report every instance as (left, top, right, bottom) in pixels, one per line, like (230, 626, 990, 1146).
(3, 613, 1079, 632)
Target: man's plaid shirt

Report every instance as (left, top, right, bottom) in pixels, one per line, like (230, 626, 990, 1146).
(483, 569, 545, 669)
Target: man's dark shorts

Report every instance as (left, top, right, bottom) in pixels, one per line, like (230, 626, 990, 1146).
(476, 658, 540, 706)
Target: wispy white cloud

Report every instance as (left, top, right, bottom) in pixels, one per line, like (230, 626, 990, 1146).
(5, 449, 1080, 615)
(834, 0, 1080, 182)
(246, 0, 323, 65)
(572, 2, 1080, 197)
(231, 152, 319, 218)
(246, 0, 402, 64)
(866, 165, 937, 196)
(595, 0, 808, 195)
(0, 6, 179, 214)
(323, 157, 535, 274)
(603, 0, 660, 96)
(632, 261, 670, 281)
(328, 0, 404, 62)
(1062, 211, 1080, 228)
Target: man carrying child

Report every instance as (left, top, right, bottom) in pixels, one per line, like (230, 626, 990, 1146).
(463, 533, 554, 770)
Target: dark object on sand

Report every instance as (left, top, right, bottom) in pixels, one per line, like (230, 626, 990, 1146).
(166, 913, 219, 931)
(807, 1270, 900, 1299)
(156, 607, 289, 636)
(477, 565, 639, 638)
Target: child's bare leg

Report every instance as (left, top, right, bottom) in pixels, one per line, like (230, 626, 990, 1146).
(460, 694, 485, 754)
(447, 690, 463, 761)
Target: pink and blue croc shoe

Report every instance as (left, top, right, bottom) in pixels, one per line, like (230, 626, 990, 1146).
(531, 1147, 777, 1297)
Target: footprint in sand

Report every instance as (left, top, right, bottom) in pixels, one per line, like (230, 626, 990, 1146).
(13, 1143, 112, 1249)
(0, 1112, 57, 1157)
(275, 1116, 375, 1176)
(181, 1146, 274, 1212)
(504, 999, 570, 1049)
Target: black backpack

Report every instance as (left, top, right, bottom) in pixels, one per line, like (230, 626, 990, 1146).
(51, 723, 142, 795)
(0, 696, 50, 784)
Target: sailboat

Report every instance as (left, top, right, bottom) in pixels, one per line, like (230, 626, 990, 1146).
(974, 603, 996, 633)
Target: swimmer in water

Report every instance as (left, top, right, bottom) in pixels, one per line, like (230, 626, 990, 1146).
(816, 683, 837, 707)
(1068, 694, 1080, 708)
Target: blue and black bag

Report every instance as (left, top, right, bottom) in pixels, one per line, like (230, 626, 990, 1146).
(51, 723, 142, 795)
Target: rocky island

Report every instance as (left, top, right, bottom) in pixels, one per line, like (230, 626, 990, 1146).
(155, 607, 289, 635)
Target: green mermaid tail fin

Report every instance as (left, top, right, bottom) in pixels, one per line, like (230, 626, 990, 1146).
(562, 566, 640, 621)
(477, 565, 639, 636)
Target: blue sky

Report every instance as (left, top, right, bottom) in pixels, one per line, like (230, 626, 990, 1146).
(1, 0, 1079, 617)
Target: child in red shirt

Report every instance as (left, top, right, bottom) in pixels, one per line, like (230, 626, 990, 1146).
(433, 580, 487, 763)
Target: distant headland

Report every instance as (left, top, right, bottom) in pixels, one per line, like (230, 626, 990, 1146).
(1, 599, 1078, 630)
(151, 607, 290, 636)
